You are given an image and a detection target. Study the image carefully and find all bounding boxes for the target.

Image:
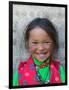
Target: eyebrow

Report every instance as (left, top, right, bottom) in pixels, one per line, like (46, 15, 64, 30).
(32, 40, 53, 43)
(32, 40, 52, 41)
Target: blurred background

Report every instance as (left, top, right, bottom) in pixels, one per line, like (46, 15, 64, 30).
(13, 4, 65, 72)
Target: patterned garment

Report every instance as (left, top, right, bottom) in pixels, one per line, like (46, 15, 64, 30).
(33, 57, 50, 84)
(13, 56, 65, 86)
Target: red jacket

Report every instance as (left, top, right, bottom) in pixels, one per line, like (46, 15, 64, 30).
(18, 56, 61, 86)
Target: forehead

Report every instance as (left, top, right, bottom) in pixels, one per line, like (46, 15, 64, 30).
(29, 27, 52, 41)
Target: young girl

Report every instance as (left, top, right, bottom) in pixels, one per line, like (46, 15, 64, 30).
(13, 18, 65, 86)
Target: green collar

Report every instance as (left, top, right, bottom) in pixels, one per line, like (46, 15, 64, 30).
(32, 57, 50, 66)
(32, 56, 50, 83)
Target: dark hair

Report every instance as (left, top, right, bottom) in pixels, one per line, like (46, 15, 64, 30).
(24, 18, 59, 51)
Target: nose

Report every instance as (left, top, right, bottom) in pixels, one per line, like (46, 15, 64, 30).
(37, 44, 44, 51)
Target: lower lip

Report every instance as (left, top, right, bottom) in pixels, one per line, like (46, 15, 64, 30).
(37, 54, 46, 60)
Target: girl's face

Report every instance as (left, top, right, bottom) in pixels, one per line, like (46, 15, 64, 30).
(28, 27, 54, 62)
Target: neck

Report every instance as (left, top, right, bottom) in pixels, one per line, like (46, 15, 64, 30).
(32, 56, 50, 68)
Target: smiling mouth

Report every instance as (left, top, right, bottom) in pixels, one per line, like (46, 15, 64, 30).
(36, 51, 47, 54)
(36, 52, 47, 58)
(37, 54, 46, 60)
(37, 53, 46, 57)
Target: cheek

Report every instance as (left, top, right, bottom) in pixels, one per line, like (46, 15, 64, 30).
(29, 45, 37, 53)
(48, 47, 54, 54)
(45, 45, 54, 53)
(44, 45, 50, 49)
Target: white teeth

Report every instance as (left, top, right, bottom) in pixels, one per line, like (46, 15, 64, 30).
(38, 53, 46, 55)
(39, 54, 45, 56)
(36, 52, 46, 60)
(38, 54, 46, 59)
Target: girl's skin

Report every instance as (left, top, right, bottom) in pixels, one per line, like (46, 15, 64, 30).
(28, 27, 54, 62)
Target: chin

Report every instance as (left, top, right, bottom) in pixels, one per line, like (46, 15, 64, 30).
(32, 53, 51, 61)
(34, 55, 50, 62)
(34, 56, 47, 62)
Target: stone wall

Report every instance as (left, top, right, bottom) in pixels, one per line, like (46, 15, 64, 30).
(13, 4, 65, 72)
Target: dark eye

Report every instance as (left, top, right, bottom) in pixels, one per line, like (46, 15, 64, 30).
(32, 42, 38, 44)
(44, 42, 52, 44)
(45, 42, 50, 43)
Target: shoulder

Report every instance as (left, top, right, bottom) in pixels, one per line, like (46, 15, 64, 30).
(18, 61, 27, 69)
(18, 61, 28, 72)
(53, 60, 60, 70)
(18, 56, 34, 70)
(52, 59, 65, 71)
(53, 59, 65, 74)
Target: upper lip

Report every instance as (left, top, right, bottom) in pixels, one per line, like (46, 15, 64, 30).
(36, 52, 47, 54)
